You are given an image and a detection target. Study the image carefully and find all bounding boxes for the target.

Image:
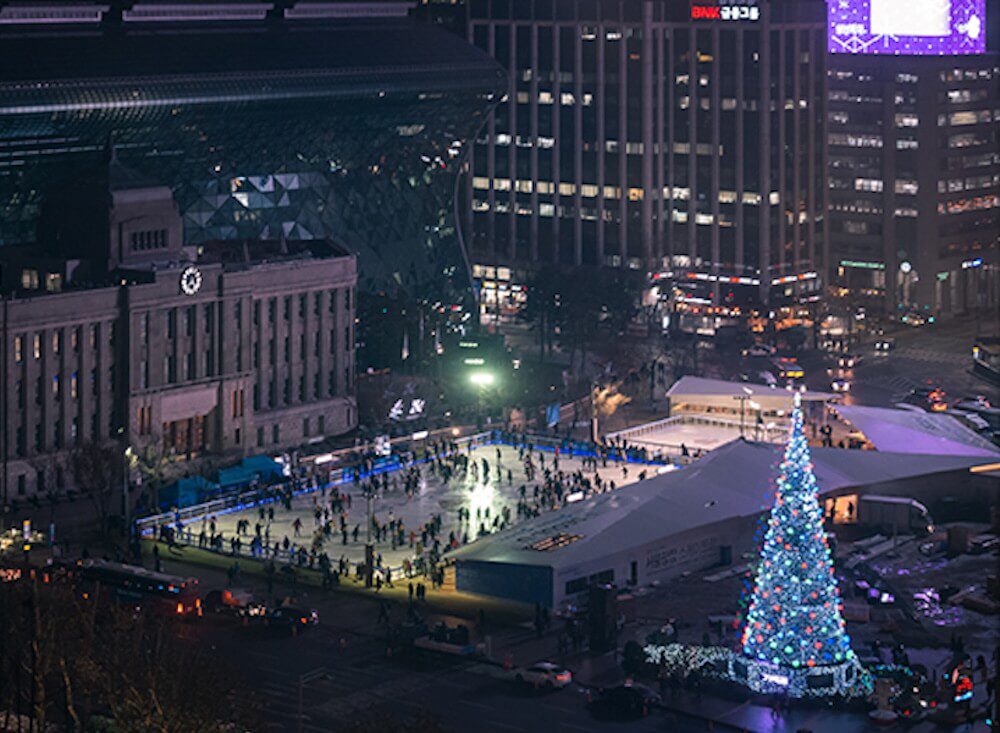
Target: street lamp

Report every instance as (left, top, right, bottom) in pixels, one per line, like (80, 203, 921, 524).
(469, 371, 495, 427)
(734, 386, 753, 438)
(122, 445, 134, 535)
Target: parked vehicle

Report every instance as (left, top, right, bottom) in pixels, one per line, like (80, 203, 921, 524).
(831, 378, 851, 392)
(511, 661, 572, 689)
(265, 605, 319, 632)
(758, 370, 778, 387)
(743, 344, 776, 357)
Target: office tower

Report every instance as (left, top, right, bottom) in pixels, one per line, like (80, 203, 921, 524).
(827, 0, 999, 317)
(465, 0, 828, 315)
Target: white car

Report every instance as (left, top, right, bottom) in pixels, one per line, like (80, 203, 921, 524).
(758, 370, 778, 387)
(831, 378, 851, 392)
(512, 661, 573, 689)
(744, 344, 776, 357)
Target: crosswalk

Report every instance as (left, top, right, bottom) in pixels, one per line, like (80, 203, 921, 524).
(254, 647, 477, 730)
(892, 346, 969, 366)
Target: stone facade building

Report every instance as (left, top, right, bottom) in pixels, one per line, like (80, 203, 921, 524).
(0, 162, 357, 501)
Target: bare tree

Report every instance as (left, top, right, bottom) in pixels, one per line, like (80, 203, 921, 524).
(69, 441, 122, 538)
(0, 574, 258, 732)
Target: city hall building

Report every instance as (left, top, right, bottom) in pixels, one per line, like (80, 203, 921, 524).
(0, 160, 357, 501)
(464, 0, 828, 312)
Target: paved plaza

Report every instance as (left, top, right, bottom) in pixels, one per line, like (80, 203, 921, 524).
(203, 444, 649, 571)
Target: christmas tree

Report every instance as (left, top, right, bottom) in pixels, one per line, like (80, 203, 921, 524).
(740, 393, 864, 697)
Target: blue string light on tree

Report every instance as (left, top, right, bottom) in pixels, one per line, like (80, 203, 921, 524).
(737, 392, 869, 698)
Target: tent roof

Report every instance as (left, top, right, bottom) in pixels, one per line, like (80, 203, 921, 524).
(451, 439, 990, 570)
(666, 376, 833, 404)
(834, 404, 1000, 459)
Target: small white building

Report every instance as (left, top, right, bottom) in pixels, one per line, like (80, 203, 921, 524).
(606, 376, 835, 455)
(450, 439, 995, 609)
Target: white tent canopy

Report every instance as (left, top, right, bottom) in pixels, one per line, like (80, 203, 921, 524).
(834, 404, 1000, 459)
(666, 376, 834, 414)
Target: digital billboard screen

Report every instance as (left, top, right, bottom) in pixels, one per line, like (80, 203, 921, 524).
(828, 0, 986, 55)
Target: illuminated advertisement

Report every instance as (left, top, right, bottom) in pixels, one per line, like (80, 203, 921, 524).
(828, 0, 986, 55)
(691, 0, 760, 21)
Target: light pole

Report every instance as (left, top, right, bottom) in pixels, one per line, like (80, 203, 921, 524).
(122, 445, 134, 535)
(733, 386, 753, 438)
(363, 483, 375, 588)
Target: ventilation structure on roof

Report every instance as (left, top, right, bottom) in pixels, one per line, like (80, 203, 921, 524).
(0, 3, 109, 24)
(122, 3, 273, 22)
(284, 2, 411, 20)
(528, 533, 583, 552)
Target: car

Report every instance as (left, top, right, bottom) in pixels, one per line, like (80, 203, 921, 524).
(204, 587, 255, 615)
(906, 387, 947, 411)
(838, 353, 863, 369)
(958, 395, 992, 410)
(588, 683, 660, 720)
(512, 661, 572, 689)
(900, 310, 934, 327)
(946, 410, 991, 432)
(758, 371, 778, 387)
(874, 337, 895, 354)
(265, 606, 319, 632)
(743, 344, 776, 357)
(831, 378, 851, 392)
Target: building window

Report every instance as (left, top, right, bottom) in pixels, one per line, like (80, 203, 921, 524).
(318, 415, 325, 435)
(257, 427, 265, 447)
(14, 335, 23, 363)
(33, 334, 41, 360)
(303, 417, 310, 437)
(21, 269, 39, 289)
(70, 372, 78, 399)
(272, 424, 280, 444)
(130, 228, 168, 251)
(52, 374, 60, 399)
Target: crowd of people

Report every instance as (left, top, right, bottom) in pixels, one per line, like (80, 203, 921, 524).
(157, 432, 669, 590)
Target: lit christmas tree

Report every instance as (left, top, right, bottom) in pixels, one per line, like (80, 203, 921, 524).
(739, 393, 867, 697)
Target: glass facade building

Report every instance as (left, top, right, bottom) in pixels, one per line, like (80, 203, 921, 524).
(464, 0, 828, 310)
(0, 8, 506, 309)
(827, 54, 999, 317)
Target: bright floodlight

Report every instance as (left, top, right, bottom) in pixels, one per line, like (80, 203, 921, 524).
(469, 371, 495, 386)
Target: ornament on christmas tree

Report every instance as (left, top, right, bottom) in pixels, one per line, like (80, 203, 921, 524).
(737, 392, 868, 697)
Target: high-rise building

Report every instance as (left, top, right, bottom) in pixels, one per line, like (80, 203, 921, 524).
(826, 0, 999, 318)
(464, 0, 828, 315)
(0, 2, 506, 364)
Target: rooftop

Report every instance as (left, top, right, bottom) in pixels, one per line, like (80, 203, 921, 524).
(666, 376, 835, 404)
(0, 11, 502, 88)
(834, 404, 1000, 459)
(450, 439, 992, 569)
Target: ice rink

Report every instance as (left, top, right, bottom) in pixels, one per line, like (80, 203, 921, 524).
(203, 444, 648, 571)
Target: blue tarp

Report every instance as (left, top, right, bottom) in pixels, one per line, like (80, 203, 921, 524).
(158, 475, 215, 510)
(218, 455, 283, 488)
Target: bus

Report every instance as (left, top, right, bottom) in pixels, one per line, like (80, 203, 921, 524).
(77, 559, 201, 618)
